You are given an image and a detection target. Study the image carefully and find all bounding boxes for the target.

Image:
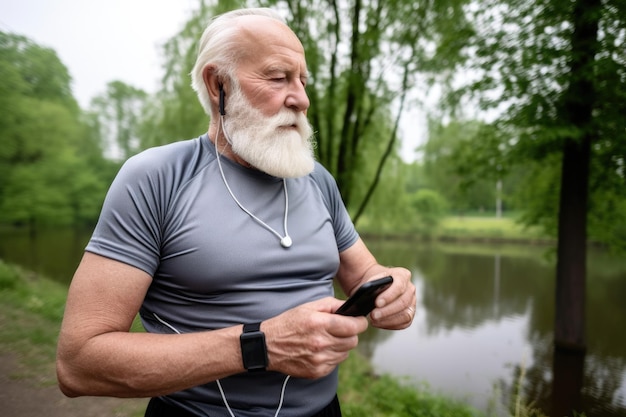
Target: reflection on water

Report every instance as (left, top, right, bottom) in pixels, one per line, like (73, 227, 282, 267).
(552, 347, 584, 417)
(363, 238, 626, 417)
(0, 228, 88, 283)
(369, 306, 532, 413)
(1, 230, 626, 416)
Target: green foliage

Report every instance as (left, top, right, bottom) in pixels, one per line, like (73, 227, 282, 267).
(0, 32, 78, 111)
(89, 81, 149, 160)
(137, 3, 214, 149)
(0, 31, 114, 228)
(587, 187, 626, 252)
(443, 0, 626, 250)
(354, 160, 418, 235)
(410, 189, 448, 237)
(0, 260, 67, 380)
(418, 119, 514, 215)
(422, 119, 483, 210)
(0, 259, 21, 290)
(511, 155, 561, 238)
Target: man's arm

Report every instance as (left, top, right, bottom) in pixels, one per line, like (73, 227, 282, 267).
(57, 252, 368, 398)
(56, 252, 246, 397)
(336, 238, 416, 330)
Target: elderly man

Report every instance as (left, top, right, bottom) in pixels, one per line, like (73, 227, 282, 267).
(56, 7, 416, 417)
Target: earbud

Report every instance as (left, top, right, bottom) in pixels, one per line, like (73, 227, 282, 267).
(218, 83, 226, 116)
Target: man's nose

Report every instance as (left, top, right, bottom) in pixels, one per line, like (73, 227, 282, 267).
(285, 80, 310, 112)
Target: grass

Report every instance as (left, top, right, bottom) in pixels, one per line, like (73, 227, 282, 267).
(0, 259, 552, 417)
(338, 351, 483, 417)
(439, 216, 550, 242)
(358, 213, 553, 244)
(0, 260, 67, 384)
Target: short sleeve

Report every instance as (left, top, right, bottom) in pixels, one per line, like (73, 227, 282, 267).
(309, 163, 359, 252)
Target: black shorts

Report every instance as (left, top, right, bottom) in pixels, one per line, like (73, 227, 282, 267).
(144, 394, 342, 417)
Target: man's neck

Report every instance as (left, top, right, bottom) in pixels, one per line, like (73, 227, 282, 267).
(207, 125, 253, 169)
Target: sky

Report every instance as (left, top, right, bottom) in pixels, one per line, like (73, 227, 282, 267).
(0, 0, 196, 107)
(0, 0, 423, 161)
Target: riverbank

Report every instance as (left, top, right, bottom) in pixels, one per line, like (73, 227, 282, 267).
(439, 216, 555, 244)
(0, 259, 492, 417)
(361, 215, 555, 245)
(0, 260, 147, 416)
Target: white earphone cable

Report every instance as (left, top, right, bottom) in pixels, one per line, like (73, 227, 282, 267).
(215, 116, 292, 248)
(152, 313, 291, 417)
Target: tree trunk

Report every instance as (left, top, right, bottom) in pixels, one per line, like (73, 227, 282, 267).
(554, 136, 590, 350)
(553, 0, 600, 351)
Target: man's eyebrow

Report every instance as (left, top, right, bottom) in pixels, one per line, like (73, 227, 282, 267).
(265, 65, 309, 79)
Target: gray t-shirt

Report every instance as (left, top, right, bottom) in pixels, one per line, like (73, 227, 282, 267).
(86, 135, 359, 416)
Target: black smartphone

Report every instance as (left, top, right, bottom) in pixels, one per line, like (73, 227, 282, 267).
(335, 276, 393, 316)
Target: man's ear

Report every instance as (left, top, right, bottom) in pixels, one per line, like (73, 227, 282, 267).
(202, 65, 223, 115)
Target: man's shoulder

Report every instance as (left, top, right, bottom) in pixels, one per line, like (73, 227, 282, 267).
(126, 137, 204, 167)
(111, 136, 212, 194)
(308, 161, 337, 188)
(120, 137, 210, 178)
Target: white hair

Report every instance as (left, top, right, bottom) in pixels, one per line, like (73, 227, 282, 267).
(190, 8, 286, 116)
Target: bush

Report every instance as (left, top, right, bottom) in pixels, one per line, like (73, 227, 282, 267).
(0, 259, 21, 290)
(410, 189, 449, 237)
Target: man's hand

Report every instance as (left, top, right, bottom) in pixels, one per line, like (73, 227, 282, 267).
(336, 239, 416, 331)
(262, 297, 368, 379)
(368, 267, 416, 330)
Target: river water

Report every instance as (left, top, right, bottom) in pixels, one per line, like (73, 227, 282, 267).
(1, 229, 625, 416)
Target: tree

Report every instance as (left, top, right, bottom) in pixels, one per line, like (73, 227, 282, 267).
(421, 119, 507, 215)
(456, 0, 626, 352)
(89, 81, 149, 160)
(1, 32, 79, 202)
(0, 32, 77, 111)
(0, 32, 112, 228)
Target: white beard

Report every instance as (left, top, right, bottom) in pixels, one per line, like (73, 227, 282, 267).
(221, 85, 316, 178)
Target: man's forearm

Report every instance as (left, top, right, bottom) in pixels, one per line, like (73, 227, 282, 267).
(57, 326, 243, 398)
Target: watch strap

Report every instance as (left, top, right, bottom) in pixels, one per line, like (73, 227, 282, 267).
(243, 322, 261, 333)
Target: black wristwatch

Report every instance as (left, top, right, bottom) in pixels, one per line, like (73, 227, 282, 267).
(240, 322, 268, 372)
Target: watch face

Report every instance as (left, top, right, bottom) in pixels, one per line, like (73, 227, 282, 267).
(241, 332, 268, 370)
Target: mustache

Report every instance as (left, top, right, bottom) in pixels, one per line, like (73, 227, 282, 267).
(271, 110, 307, 129)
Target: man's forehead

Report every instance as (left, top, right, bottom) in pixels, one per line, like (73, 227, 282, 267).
(233, 15, 303, 51)
(229, 16, 308, 73)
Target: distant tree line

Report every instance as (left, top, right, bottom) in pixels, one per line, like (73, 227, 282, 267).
(0, 32, 119, 229)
